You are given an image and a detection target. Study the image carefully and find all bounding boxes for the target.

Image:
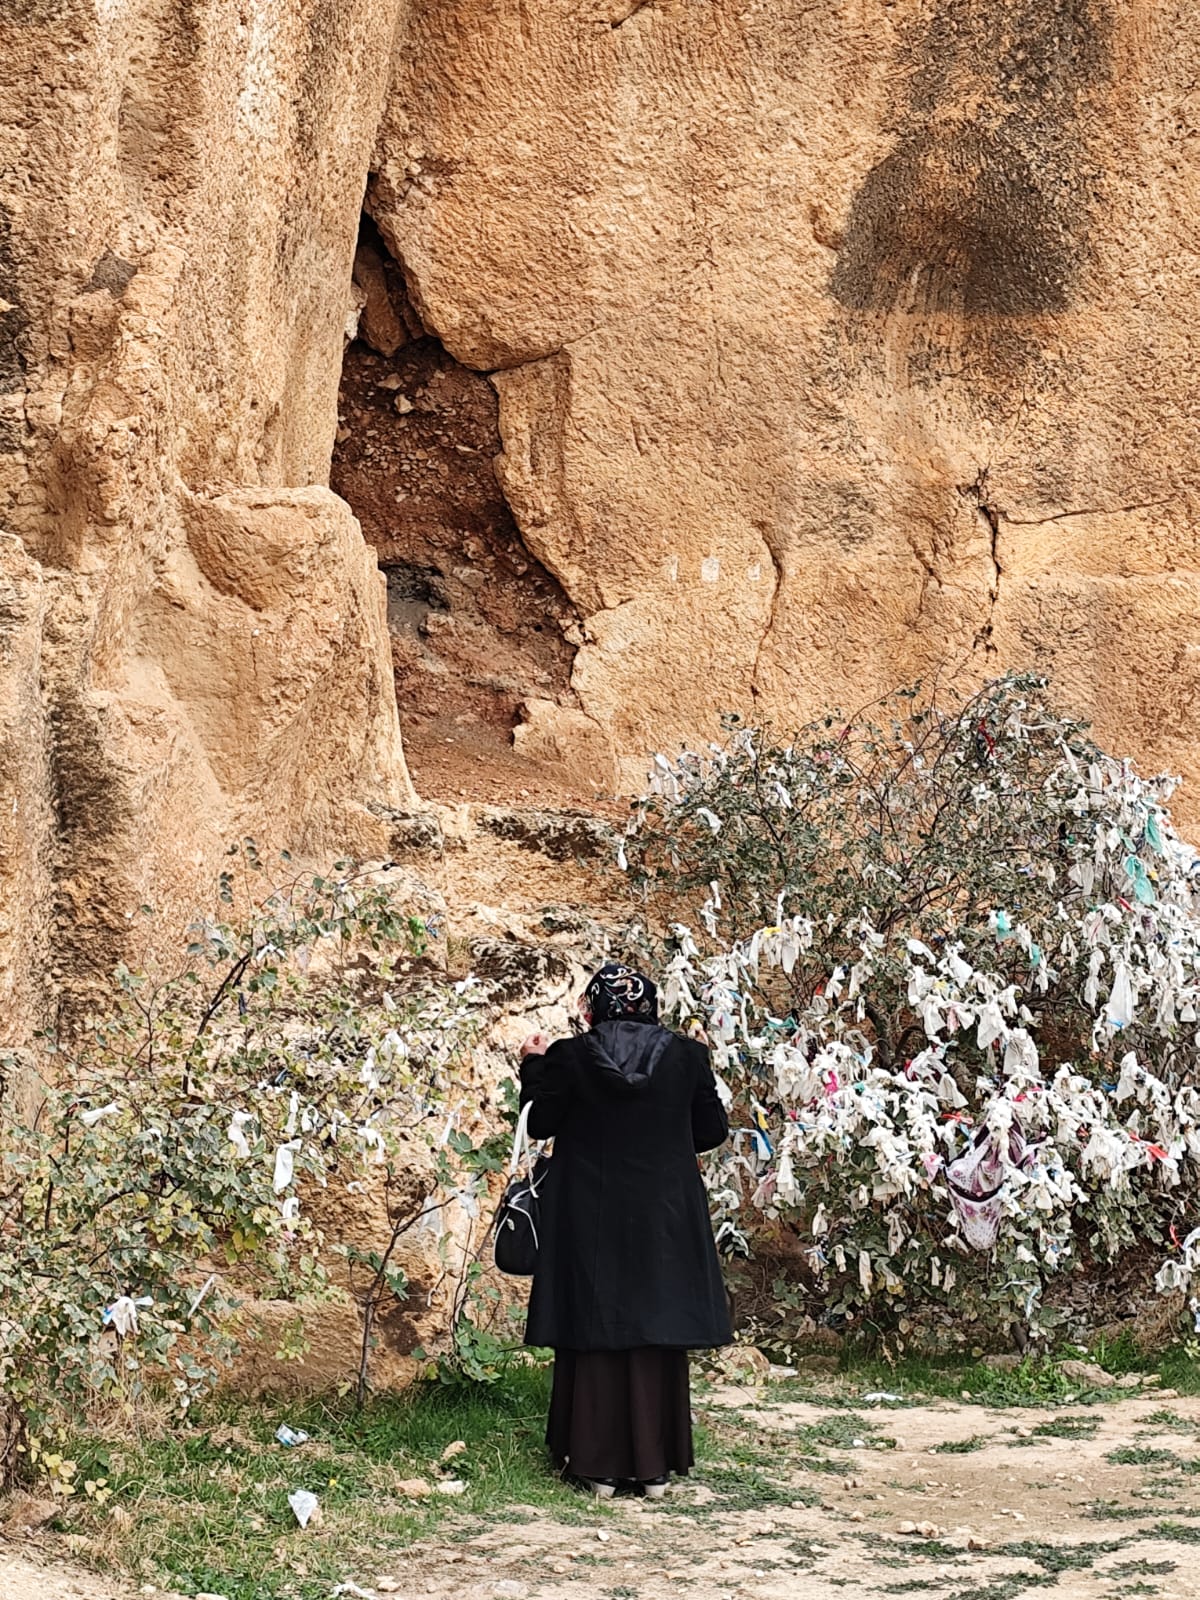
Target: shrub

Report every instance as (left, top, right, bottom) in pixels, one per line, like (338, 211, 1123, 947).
(623, 674, 1200, 1345)
(0, 847, 496, 1487)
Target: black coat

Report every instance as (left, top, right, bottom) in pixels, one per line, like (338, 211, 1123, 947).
(519, 1018, 733, 1352)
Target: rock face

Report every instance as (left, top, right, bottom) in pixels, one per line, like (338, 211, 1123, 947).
(6, 0, 1200, 1030)
(370, 0, 1200, 810)
(0, 0, 412, 1034)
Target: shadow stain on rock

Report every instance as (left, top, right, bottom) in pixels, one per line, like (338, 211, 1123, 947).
(832, 0, 1116, 322)
(0, 206, 30, 437)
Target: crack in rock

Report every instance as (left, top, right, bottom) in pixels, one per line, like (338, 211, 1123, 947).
(958, 469, 1003, 654)
(1003, 498, 1171, 527)
(609, 0, 655, 26)
(749, 534, 784, 701)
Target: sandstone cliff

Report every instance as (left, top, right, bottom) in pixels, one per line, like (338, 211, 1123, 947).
(0, 0, 413, 1035)
(5, 0, 1200, 1036)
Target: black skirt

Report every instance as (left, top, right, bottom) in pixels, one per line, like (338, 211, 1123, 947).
(547, 1347, 694, 1482)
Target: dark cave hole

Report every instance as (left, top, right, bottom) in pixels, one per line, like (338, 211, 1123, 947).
(332, 212, 581, 798)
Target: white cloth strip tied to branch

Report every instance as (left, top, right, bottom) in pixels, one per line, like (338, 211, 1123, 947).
(273, 1140, 300, 1193)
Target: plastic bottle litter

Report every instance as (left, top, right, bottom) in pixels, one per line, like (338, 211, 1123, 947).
(275, 1425, 311, 1447)
(288, 1489, 319, 1528)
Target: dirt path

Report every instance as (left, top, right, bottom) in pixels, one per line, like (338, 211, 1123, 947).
(4, 1388, 1198, 1600)
(377, 1388, 1200, 1600)
(0, 1548, 183, 1599)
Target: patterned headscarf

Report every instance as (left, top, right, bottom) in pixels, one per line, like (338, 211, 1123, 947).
(584, 962, 659, 1023)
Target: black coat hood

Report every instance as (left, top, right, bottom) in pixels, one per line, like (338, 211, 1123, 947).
(583, 1019, 673, 1092)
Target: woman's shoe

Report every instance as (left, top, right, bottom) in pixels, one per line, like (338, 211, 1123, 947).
(585, 1477, 619, 1498)
(641, 1475, 670, 1500)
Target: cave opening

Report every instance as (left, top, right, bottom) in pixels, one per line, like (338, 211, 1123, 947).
(332, 213, 583, 804)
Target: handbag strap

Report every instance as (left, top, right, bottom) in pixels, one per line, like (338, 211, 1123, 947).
(509, 1100, 535, 1178)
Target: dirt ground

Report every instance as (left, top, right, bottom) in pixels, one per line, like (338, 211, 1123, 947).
(392, 1388, 1200, 1600)
(4, 1387, 1198, 1600)
(0, 1550, 152, 1600)
(401, 716, 622, 810)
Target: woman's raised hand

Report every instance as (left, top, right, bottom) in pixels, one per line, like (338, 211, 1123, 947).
(520, 1031, 552, 1060)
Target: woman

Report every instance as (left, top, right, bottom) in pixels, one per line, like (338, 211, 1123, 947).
(518, 961, 732, 1498)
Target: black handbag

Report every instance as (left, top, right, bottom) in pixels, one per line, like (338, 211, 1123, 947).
(494, 1102, 549, 1277)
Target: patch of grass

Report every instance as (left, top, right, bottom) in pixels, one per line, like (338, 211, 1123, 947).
(932, 1434, 990, 1454)
(866, 1538, 964, 1564)
(681, 1402, 816, 1514)
(836, 1351, 1109, 1409)
(828, 1343, 1200, 1408)
(1031, 1415, 1100, 1440)
(1152, 1521, 1200, 1543)
(908, 1540, 970, 1561)
(688, 1461, 812, 1512)
(706, 1404, 878, 1477)
(694, 1401, 843, 1484)
(970, 1361, 1108, 1406)
(1140, 1409, 1193, 1431)
(795, 1411, 897, 1450)
(879, 1581, 954, 1594)
(1108, 1559, 1177, 1577)
(1089, 1332, 1147, 1377)
(1058, 1496, 1196, 1529)
(795, 1450, 855, 1475)
(60, 1364, 601, 1600)
(996, 1538, 1125, 1573)
(945, 1579, 1056, 1600)
(1088, 1500, 1153, 1522)
(1106, 1447, 1178, 1468)
(1154, 1346, 1200, 1397)
(1076, 1338, 1200, 1398)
